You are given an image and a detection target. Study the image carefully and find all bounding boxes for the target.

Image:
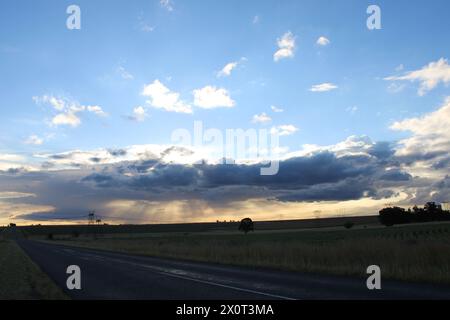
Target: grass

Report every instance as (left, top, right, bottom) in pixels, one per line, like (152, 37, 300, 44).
(0, 240, 68, 300)
(46, 222, 450, 285)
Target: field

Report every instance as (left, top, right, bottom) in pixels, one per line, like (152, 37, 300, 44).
(16, 215, 379, 237)
(0, 240, 68, 300)
(18, 217, 450, 285)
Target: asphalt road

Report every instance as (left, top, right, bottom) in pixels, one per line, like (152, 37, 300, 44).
(16, 239, 450, 300)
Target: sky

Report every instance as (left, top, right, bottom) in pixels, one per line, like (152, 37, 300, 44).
(1, 0, 450, 225)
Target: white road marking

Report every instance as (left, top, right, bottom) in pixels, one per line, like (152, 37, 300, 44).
(39, 243, 297, 300)
(155, 270, 296, 300)
(90, 255, 296, 300)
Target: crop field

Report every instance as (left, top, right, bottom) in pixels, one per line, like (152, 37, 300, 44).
(28, 220, 450, 285)
(13, 215, 379, 238)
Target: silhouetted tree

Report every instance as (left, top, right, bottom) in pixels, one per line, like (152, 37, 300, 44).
(379, 206, 409, 226)
(379, 202, 450, 226)
(238, 218, 254, 234)
(344, 221, 354, 229)
(425, 202, 437, 212)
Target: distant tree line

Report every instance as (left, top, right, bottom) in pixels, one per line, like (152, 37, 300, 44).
(379, 202, 450, 226)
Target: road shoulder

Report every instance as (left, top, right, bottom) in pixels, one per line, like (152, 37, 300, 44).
(0, 240, 69, 300)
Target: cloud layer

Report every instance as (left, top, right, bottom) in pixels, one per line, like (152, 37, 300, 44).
(385, 58, 450, 96)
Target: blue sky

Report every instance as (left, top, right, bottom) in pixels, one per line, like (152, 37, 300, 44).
(1, 0, 450, 224)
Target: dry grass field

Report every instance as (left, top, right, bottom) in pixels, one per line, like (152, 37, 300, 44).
(38, 221, 450, 285)
(0, 240, 68, 300)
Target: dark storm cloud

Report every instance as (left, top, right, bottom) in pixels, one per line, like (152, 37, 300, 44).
(396, 150, 448, 166)
(82, 173, 119, 188)
(369, 189, 399, 200)
(198, 152, 377, 189)
(79, 151, 392, 204)
(432, 157, 450, 170)
(129, 164, 200, 189)
(83, 163, 200, 189)
(409, 175, 450, 205)
(161, 146, 195, 158)
(4, 139, 444, 222)
(40, 161, 55, 169)
(108, 149, 127, 157)
(0, 167, 26, 175)
(435, 175, 450, 190)
(123, 159, 159, 173)
(49, 154, 71, 160)
(368, 141, 395, 160)
(80, 152, 374, 191)
(379, 170, 412, 181)
(276, 177, 374, 202)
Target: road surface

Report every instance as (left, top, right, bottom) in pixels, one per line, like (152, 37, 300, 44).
(16, 239, 450, 300)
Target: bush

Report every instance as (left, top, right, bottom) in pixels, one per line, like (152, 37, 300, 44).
(238, 218, 254, 234)
(344, 222, 354, 229)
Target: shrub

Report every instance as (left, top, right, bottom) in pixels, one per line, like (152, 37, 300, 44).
(344, 221, 355, 229)
(238, 218, 254, 234)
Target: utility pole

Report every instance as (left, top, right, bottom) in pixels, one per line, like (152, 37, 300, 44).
(88, 210, 95, 225)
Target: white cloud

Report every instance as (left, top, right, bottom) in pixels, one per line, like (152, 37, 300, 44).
(309, 83, 338, 92)
(217, 58, 246, 77)
(270, 105, 284, 113)
(286, 135, 376, 160)
(36, 144, 209, 169)
(160, 0, 173, 11)
(25, 135, 44, 145)
(390, 97, 450, 157)
(33, 95, 105, 127)
(33, 95, 65, 111)
(270, 125, 298, 136)
(87, 105, 107, 116)
(274, 31, 296, 62)
(52, 112, 81, 127)
(218, 62, 238, 77)
(193, 86, 235, 109)
(117, 66, 134, 80)
(385, 58, 450, 96)
(316, 36, 330, 46)
(252, 112, 272, 124)
(252, 15, 260, 24)
(0, 154, 25, 162)
(0, 192, 35, 199)
(142, 80, 192, 114)
(129, 106, 148, 122)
